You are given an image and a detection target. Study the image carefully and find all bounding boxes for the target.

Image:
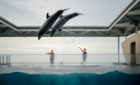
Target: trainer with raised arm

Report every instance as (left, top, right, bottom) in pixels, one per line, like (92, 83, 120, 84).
(79, 47, 87, 64)
(47, 50, 55, 66)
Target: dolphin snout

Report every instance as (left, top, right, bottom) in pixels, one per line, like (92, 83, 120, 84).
(78, 13, 84, 15)
(63, 8, 70, 11)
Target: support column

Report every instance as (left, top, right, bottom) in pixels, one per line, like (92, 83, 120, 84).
(9, 55, 11, 65)
(118, 35, 120, 64)
(0, 55, 1, 65)
(1, 55, 2, 64)
(3, 55, 4, 65)
(6, 55, 8, 65)
(8, 55, 11, 65)
(7, 55, 9, 64)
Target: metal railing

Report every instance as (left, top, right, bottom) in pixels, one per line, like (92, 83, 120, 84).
(0, 54, 125, 66)
(0, 54, 11, 65)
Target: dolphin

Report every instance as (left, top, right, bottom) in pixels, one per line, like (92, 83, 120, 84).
(38, 8, 69, 40)
(50, 12, 82, 37)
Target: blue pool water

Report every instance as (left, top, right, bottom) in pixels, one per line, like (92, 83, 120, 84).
(0, 71, 140, 85)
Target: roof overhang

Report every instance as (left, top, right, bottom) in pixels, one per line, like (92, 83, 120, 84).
(0, 0, 140, 37)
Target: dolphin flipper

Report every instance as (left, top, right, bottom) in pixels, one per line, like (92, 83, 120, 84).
(46, 12, 50, 19)
(59, 15, 64, 18)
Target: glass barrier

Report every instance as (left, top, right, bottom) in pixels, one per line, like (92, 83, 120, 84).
(0, 54, 126, 66)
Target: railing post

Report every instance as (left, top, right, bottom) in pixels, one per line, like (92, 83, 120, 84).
(118, 35, 120, 64)
(0, 54, 1, 65)
(8, 55, 11, 65)
(7, 55, 10, 65)
(3, 54, 4, 65)
(6, 55, 8, 65)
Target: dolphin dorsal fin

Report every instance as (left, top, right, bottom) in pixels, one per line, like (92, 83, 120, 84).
(46, 12, 50, 19)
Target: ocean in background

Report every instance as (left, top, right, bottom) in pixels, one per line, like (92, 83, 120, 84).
(10, 54, 125, 65)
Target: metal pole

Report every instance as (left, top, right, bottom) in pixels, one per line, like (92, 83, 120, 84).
(5, 55, 8, 64)
(8, 55, 10, 65)
(0, 54, 1, 65)
(1, 55, 2, 64)
(3, 54, 4, 65)
(9, 55, 11, 64)
(118, 35, 120, 64)
(7, 55, 9, 65)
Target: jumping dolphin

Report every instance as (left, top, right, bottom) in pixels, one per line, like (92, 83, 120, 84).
(50, 12, 82, 37)
(38, 8, 69, 40)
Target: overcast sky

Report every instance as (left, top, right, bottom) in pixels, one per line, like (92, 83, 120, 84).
(0, 0, 131, 26)
(0, 37, 125, 54)
(0, 0, 131, 54)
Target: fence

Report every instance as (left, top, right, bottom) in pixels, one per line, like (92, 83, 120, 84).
(4, 54, 126, 65)
(0, 54, 11, 65)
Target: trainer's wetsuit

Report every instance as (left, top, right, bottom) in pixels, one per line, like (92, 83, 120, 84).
(48, 52, 55, 65)
(79, 48, 87, 63)
(83, 51, 87, 62)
